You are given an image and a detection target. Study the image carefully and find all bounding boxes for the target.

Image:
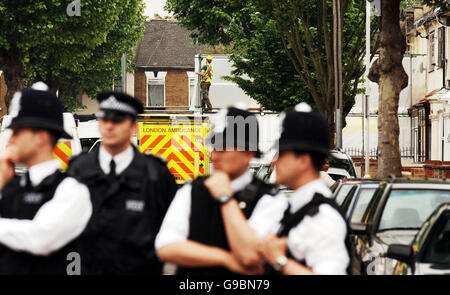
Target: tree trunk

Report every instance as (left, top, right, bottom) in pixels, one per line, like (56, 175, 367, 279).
(368, 0, 408, 178)
(1, 46, 24, 112)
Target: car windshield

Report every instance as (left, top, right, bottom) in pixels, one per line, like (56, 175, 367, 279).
(350, 188, 377, 223)
(423, 215, 450, 264)
(328, 155, 356, 177)
(379, 190, 450, 231)
(334, 184, 355, 206)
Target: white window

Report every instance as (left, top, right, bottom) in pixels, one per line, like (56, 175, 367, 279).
(429, 31, 435, 70)
(147, 72, 166, 107)
(438, 27, 445, 68)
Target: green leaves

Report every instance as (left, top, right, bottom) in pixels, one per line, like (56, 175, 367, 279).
(168, 0, 367, 125)
(0, 0, 145, 111)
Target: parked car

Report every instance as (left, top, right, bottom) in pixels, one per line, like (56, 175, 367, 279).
(328, 149, 357, 180)
(257, 149, 357, 184)
(332, 179, 381, 222)
(350, 178, 450, 275)
(387, 203, 450, 275)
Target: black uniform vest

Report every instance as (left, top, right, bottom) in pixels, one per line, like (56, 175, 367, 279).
(0, 171, 74, 274)
(67, 146, 177, 274)
(176, 176, 279, 275)
(265, 193, 353, 275)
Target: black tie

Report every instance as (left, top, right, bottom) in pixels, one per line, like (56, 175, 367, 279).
(109, 159, 116, 179)
(24, 171, 32, 190)
(277, 203, 292, 237)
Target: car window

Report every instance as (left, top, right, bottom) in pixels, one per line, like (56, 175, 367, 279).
(350, 188, 377, 223)
(328, 156, 356, 177)
(340, 185, 358, 216)
(334, 184, 355, 206)
(422, 216, 450, 264)
(378, 190, 450, 231)
(81, 137, 100, 153)
(88, 139, 101, 153)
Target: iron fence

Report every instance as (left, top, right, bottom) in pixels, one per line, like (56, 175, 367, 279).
(343, 146, 414, 159)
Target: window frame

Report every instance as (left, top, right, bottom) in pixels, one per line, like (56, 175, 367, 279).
(429, 31, 436, 71)
(147, 77, 166, 107)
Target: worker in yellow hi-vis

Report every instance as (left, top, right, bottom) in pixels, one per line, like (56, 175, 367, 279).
(195, 55, 213, 111)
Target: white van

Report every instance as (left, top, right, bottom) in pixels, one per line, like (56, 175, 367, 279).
(0, 113, 82, 171)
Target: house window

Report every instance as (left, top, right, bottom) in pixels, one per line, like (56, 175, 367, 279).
(438, 27, 445, 68)
(411, 105, 430, 163)
(147, 78, 165, 107)
(429, 31, 435, 70)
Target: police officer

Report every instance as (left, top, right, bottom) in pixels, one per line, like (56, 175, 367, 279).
(0, 82, 92, 274)
(155, 104, 282, 275)
(67, 91, 177, 274)
(207, 103, 350, 275)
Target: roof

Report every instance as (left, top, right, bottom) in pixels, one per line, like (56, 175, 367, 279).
(411, 88, 446, 108)
(134, 21, 205, 71)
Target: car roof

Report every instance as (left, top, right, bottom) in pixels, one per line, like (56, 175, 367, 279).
(339, 178, 381, 184)
(387, 177, 450, 184)
(391, 183, 450, 190)
(327, 167, 351, 177)
(329, 149, 351, 160)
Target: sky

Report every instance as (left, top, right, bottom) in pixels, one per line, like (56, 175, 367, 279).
(144, 0, 170, 19)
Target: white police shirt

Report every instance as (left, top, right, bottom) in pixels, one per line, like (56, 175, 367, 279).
(248, 179, 350, 275)
(155, 171, 286, 250)
(0, 159, 92, 256)
(98, 145, 134, 175)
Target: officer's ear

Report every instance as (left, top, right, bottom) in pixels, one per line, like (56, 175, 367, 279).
(294, 152, 311, 172)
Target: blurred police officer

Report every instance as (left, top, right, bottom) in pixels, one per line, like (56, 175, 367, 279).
(207, 103, 350, 275)
(155, 104, 281, 275)
(0, 82, 92, 274)
(67, 91, 177, 274)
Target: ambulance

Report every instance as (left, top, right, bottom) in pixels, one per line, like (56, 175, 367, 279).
(136, 113, 210, 184)
(0, 113, 82, 172)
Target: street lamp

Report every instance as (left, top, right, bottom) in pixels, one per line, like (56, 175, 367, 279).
(333, 0, 343, 149)
(363, 1, 372, 179)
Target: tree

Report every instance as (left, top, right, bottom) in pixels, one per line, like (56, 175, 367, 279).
(0, 1, 145, 113)
(224, 11, 314, 112)
(369, 0, 447, 178)
(369, 0, 408, 178)
(167, 0, 377, 140)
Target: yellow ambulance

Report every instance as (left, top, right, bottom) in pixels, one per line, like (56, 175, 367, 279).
(136, 114, 210, 184)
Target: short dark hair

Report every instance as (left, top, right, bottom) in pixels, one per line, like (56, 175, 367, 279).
(293, 150, 326, 172)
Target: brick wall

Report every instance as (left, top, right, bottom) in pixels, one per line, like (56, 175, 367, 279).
(134, 69, 147, 107)
(352, 158, 379, 178)
(424, 161, 450, 179)
(165, 71, 188, 108)
(352, 158, 450, 179)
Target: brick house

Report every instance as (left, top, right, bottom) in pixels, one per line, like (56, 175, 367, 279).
(133, 20, 205, 110)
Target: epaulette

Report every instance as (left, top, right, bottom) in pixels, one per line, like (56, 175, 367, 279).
(68, 151, 87, 165)
(144, 153, 167, 166)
